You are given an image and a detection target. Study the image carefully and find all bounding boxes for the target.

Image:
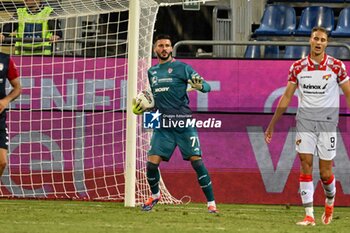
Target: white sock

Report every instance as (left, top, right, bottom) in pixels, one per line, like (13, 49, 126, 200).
(299, 174, 314, 218)
(326, 197, 335, 206)
(300, 181, 314, 205)
(152, 191, 160, 199)
(207, 201, 216, 207)
(305, 207, 314, 218)
(322, 174, 336, 206)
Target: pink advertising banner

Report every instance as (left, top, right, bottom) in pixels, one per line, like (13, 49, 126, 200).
(161, 58, 350, 205)
(1, 57, 349, 205)
(12, 57, 126, 111)
(182, 59, 350, 113)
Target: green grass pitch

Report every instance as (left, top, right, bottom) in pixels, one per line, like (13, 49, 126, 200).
(0, 199, 349, 233)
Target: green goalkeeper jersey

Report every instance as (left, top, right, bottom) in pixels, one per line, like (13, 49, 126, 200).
(148, 58, 211, 115)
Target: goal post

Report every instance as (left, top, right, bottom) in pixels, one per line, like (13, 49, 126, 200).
(0, 0, 181, 206)
(125, 0, 140, 207)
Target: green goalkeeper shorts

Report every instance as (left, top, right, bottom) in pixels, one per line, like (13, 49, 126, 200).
(147, 127, 202, 161)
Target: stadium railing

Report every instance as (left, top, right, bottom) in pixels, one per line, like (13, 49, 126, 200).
(172, 40, 350, 59)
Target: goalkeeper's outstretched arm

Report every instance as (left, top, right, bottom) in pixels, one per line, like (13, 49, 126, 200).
(188, 75, 211, 93)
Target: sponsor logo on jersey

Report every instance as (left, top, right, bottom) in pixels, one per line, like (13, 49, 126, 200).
(303, 84, 322, 89)
(151, 76, 158, 86)
(154, 87, 169, 92)
(158, 78, 172, 83)
(323, 74, 331, 80)
(300, 75, 312, 79)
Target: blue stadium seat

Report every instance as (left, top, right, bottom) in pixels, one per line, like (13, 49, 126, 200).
(268, 0, 344, 2)
(284, 46, 310, 59)
(294, 6, 334, 36)
(244, 45, 261, 58)
(312, 0, 344, 1)
(331, 7, 350, 37)
(326, 46, 350, 59)
(264, 45, 280, 58)
(254, 5, 296, 36)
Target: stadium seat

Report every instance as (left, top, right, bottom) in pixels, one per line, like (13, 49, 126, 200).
(267, 0, 345, 2)
(315, 0, 343, 1)
(254, 5, 296, 36)
(294, 6, 334, 36)
(326, 46, 350, 59)
(331, 7, 350, 37)
(284, 46, 310, 59)
(244, 45, 261, 58)
(264, 45, 280, 58)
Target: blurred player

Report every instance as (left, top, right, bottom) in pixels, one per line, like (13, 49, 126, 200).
(0, 0, 62, 55)
(265, 27, 350, 226)
(132, 34, 218, 213)
(0, 53, 21, 178)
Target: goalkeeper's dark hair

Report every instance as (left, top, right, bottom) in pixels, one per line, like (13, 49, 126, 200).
(153, 34, 173, 45)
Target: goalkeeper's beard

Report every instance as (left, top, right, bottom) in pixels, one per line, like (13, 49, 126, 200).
(157, 51, 172, 61)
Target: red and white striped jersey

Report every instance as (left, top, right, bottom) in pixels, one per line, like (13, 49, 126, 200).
(288, 54, 349, 122)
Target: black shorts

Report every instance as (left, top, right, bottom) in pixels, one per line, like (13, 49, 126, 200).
(0, 128, 8, 150)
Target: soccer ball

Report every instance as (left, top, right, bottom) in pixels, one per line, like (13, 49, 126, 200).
(136, 89, 154, 109)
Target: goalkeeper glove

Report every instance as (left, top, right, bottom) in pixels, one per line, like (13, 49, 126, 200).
(132, 98, 144, 115)
(188, 74, 203, 91)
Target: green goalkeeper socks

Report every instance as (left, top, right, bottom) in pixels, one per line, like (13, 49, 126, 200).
(191, 159, 215, 202)
(146, 161, 160, 195)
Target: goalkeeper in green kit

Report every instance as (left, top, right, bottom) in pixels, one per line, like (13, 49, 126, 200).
(132, 34, 218, 213)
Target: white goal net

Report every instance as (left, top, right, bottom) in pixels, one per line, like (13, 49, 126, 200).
(0, 0, 180, 206)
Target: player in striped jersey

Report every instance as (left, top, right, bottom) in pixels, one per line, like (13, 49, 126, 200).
(265, 27, 350, 226)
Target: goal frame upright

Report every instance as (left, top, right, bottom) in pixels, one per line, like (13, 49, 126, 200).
(125, 0, 140, 208)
